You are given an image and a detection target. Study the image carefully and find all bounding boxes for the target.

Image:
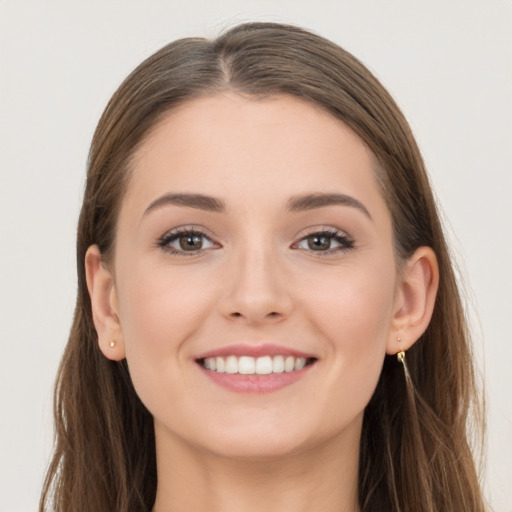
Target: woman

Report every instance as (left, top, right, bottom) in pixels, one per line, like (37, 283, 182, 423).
(40, 22, 486, 511)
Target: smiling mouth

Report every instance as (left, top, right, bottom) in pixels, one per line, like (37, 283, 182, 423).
(197, 355, 317, 375)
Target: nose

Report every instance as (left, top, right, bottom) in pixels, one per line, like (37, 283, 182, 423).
(218, 243, 293, 326)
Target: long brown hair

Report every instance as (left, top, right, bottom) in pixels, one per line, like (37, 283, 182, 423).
(40, 22, 486, 511)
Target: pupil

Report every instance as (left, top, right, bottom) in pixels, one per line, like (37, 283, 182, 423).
(180, 234, 202, 250)
(308, 235, 330, 251)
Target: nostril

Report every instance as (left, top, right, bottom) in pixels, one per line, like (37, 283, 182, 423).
(229, 311, 280, 319)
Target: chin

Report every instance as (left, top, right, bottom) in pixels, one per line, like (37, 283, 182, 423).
(155, 410, 319, 461)
(181, 410, 357, 462)
(202, 431, 314, 461)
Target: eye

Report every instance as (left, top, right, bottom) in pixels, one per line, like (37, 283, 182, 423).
(293, 229, 354, 254)
(157, 227, 218, 255)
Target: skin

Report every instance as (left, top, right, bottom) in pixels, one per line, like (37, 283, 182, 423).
(86, 94, 438, 512)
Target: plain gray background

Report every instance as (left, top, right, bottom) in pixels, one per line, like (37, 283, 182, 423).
(1, 1, 511, 510)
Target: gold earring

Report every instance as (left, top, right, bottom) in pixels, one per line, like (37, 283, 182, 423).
(109, 340, 116, 348)
(396, 337, 405, 363)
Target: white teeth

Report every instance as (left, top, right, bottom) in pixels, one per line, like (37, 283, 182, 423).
(203, 355, 312, 374)
(225, 355, 238, 374)
(272, 355, 284, 373)
(284, 356, 295, 372)
(295, 357, 306, 370)
(239, 356, 255, 374)
(256, 356, 273, 375)
(205, 357, 216, 371)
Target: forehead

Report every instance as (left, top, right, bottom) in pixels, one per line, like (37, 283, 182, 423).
(123, 93, 387, 219)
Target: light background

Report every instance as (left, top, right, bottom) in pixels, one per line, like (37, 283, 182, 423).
(0, 1, 511, 511)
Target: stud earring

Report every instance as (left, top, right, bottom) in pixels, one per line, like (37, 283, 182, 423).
(109, 340, 116, 348)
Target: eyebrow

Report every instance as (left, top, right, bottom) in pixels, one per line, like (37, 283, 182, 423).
(144, 193, 226, 215)
(287, 193, 372, 219)
(143, 191, 371, 219)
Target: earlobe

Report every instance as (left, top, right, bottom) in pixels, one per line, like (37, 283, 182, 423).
(386, 246, 439, 355)
(85, 245, 126, 361)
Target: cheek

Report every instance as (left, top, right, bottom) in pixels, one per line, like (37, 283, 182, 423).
(303, 261, 395, 346)
(298, 262, 395, 417)
(117, 263, 215, 350)
(114, 264, 218, 405)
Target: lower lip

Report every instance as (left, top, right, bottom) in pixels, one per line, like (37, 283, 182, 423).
(198, 364, 314, 394)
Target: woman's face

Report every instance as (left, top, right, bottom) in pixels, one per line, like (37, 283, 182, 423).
(110, 94, 402, 458)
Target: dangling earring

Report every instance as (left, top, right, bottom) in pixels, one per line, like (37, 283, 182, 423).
(396, 336, 413, 390)
(396, 336, 405, 363)
(109, 340, 116, 348)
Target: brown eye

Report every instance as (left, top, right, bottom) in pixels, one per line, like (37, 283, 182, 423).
(293, 229, 355, 254)
(307, 234, 331, 251)
(179, 233, 203, 251)
(158, 229, 217, 255)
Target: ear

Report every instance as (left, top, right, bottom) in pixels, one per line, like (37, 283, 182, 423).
(85, 245, 126, 361)
(386, 246, 439, 355)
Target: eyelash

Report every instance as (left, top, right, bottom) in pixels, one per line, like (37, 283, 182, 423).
(292, 228, 355, 255)
(156, 226, 355, 256)
(157, 226, 217, 255)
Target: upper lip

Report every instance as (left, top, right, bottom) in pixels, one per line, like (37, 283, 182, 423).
(195, 343, 316, 360)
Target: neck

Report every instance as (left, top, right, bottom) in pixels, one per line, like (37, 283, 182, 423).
(152, 421, 361, 512)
